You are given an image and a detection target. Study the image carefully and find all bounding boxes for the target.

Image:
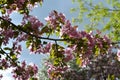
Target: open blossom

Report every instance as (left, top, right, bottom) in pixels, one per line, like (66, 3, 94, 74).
(42, 43, 52, 53)
(117, 49, 120, 57)
(45, 10, 66, 29)
(2, 15, 12, 21)
(117, 49, 120, 61)
(63, 48, 74, 62)
(0, 59, 9, 69)
(61, 20, 79, 38)
(60, 20, 71, 35)
(23, 15, 43, 29)
(13, 42, 22, 54)
(15, 0, 25, 8)
(16, 33, 29, 42)
(0, 74, 3, 79)
(1, 28, 14, 45)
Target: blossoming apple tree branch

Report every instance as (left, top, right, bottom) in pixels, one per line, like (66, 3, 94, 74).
(0, 16, 120, 44)
(0, 0, 120, 79)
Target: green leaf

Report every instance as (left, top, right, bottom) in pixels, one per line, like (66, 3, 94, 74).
(50, 49, 55, 59)
(12, 54, 17, 61)
(39, 1, 43, 6)
(95, 46, 100, 56)
(0, 0, 6, 4)
(76, 57, 82, 66)
(1, 8, 6, 14)
(4, 47, 11, 51)
(26, 40, 31, 48)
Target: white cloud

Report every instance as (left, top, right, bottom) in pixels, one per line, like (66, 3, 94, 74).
(0, 68, 14, 80)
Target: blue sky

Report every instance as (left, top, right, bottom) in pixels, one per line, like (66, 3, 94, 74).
(1, 0, 78, 79)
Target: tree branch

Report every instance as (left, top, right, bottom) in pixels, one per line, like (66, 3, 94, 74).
(0, 16, 120, 44)
(0, 16, 68, 42)
(55, 40, 58, 56)
(111, 41, 120, 44)
(0, 48, 18, 66)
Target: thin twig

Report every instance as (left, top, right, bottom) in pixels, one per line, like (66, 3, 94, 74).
(0, 48, 18, 66)
(0, 16, 68, 41)
(55, 40, 58, 53)
(111, 41, 120, 44)
(0, 16, 120, 44)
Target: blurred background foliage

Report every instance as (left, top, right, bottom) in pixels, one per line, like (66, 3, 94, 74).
(71, 0, 120, 41)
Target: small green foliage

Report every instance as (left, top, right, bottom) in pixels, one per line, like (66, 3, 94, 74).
(107, 75, 115, 80)
(95, 46, 100, 56)
(26, 40, 31, 48)
(4, 47, 12, 51)
(76, 57, 82, 66)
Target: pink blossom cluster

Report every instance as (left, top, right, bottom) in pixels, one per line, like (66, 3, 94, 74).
(60, 19, 111, 56)
(28, 42, 52, 54)
(22, 15, 44, 35)
(6, 0, 26, 14)
(12, 42, 22, 54)
(1, 15, 11, 21)
(0, 59, 10, 69)
(0, 28, 14, 45)
(0, 74, 3, 79)
(60, 20, 79, 38)
(2, 0, 43, 15)
(45, 10, 66, 29)
(16, 32, 29, 42)
(63, 47, 74, 62)
(12, 61, 38, 80)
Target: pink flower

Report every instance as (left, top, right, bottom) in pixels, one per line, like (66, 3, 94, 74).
(43, 43, 52, 53)
(1, 28, 14, 45)
(0, 59, 9, 69)
(21, 61, 26, 68)
(45, 16, 51, 21)
(116, 49, 120, 61)
(117, 49, 120, 57)
(2, 15, 11, 21)
(19, 0, 25, 3)
(16, 33, 28, 42)
(45, 10, 66, 29)
(64, 48, 74, 62)
(29, 63, 38, 74)
(81, 59, 89, 68)
(80, 31, 87, 37)
(7, 9, 13, 14)
(103, 35, 111, 45)
(22, 15, 43, 34)
(64, 48, 72, 54)
(0, 74, 3, 79)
